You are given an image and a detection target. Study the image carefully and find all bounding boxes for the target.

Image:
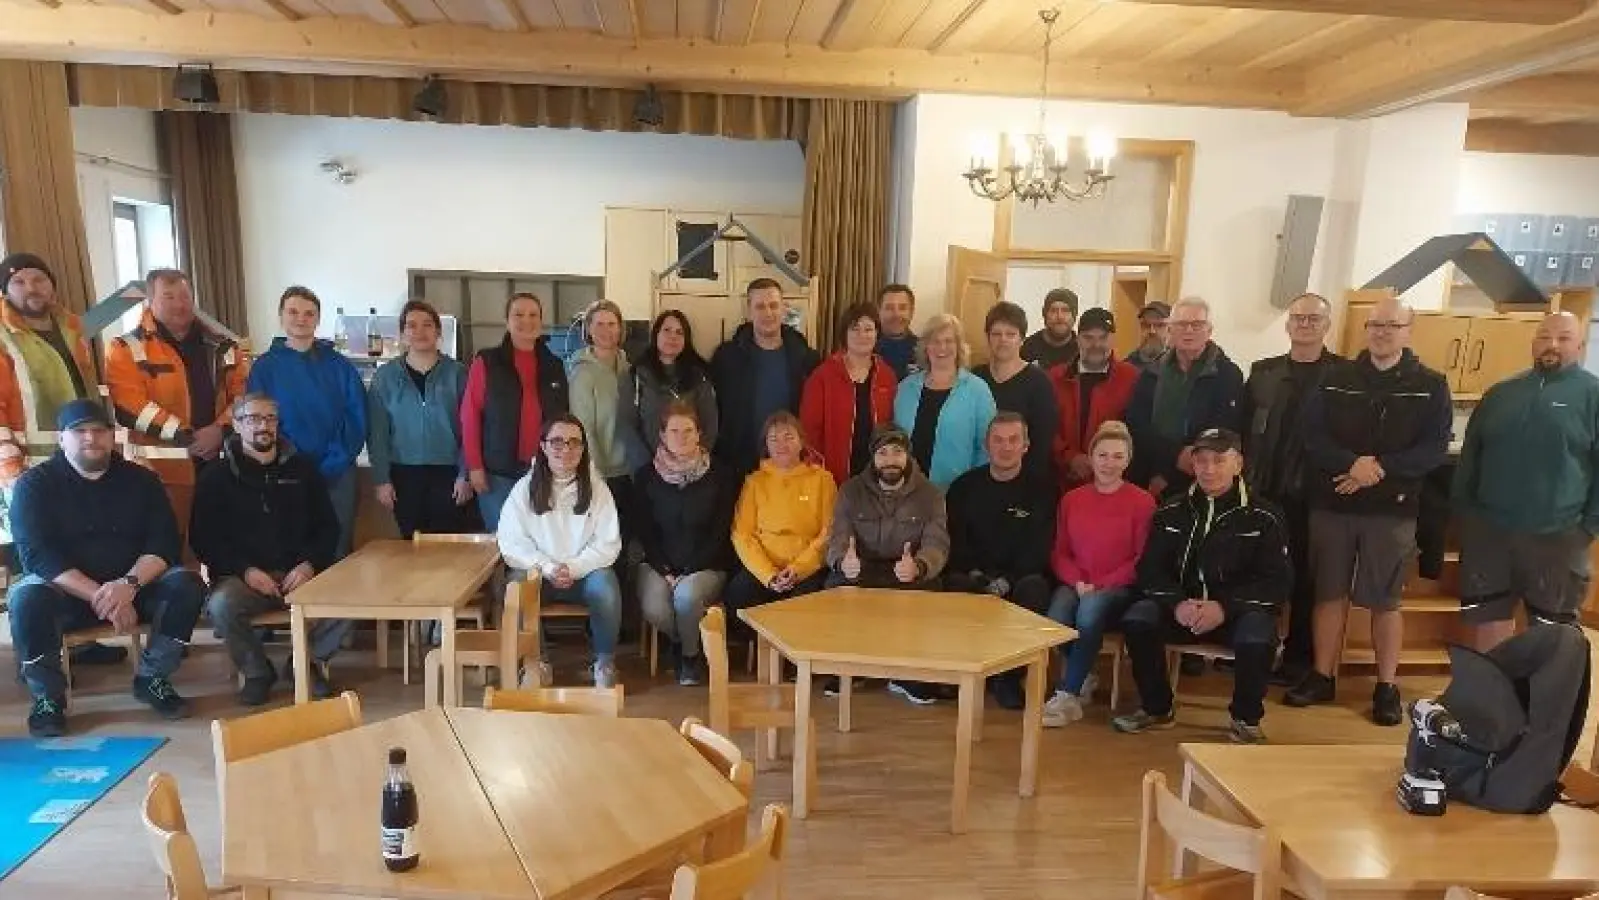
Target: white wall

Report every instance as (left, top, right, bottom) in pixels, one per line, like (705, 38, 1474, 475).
(1456, 152, 1599, 217)
(234, 113, 805, 344)
(70, 106, 170, 303)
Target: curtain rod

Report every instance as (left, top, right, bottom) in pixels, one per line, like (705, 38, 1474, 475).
(75, 152, 168, 180)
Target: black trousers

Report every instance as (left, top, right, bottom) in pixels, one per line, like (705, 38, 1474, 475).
(389, 464, 481, 539)
(1281, 498, 1314, 671)
(722, 566, 828, 643)
(944, 572, 1050, 684)
(1121, 597, 1278, 724)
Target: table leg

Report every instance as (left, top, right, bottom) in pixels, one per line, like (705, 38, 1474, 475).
(376, 620, 390, 670)
(290, 605, 311, 705)
(763, 639, 781, 762)
(972, 685, 985, 743)
(951, 674, 979, 834)
(440, 613, 459, 708)
(1019, 650, 1047, 798)
(240, 886, 271, 900)
(838, 673, 852, 733)
(793, 660, 814, 819)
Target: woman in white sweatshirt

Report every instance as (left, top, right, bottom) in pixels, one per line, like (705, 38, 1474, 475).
(496, 414, 623, 687)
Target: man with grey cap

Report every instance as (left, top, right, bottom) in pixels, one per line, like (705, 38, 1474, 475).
(1128, 300, 1171, 372)
(7, 399, 206, 737)
(826, 422, 950, 704)
(1021, 288, 1080, 371)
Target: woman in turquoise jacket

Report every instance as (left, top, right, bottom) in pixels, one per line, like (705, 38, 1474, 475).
(893, 313, 997, 490)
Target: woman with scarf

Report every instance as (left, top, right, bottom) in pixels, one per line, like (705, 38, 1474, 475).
(633, 401, 738, 686)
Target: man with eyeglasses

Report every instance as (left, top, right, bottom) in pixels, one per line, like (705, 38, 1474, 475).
(1125, 296, 1244, 499)
(1287, 295, 1450, 725)
(1241, 293, 1342, 687)
(191, 392, 345, 706)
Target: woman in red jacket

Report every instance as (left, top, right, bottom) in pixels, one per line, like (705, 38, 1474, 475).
(799, 303, 897, 484)
(1044, 420, 1154, 727)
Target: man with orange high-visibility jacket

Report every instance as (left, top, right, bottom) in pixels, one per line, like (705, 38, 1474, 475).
(104, 269, 249, 546)
(0, 253, 100, 440)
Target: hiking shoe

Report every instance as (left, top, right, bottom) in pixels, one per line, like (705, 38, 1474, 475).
(27, 697, 67, 738)
(887, 680, 938, 705)
(1283, 671, 1336, 707)
(1372, 682, 1403, 726)
(1042, 690, 1084, 728)
(133, 676, 189, 720)
(676, 654, 704, 687)
(1111, 709, 1176, 733)
(238, 675, 275, 707)
(1228, 719, 1267, 744)
(593, 660, 619, 689)
(70, 641, 128, 666)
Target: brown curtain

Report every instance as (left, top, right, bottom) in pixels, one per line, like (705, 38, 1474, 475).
(156, 110, 249, 334)
(0, 60, 95, 314)
(73, 65, 808, 142)
(801, 99, 894, 345)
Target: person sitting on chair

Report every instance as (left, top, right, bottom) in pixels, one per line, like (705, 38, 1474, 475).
(192, 392, 345, 707)
(7, 400, 206, 737)
(1110, 428, 1290, 744)
(826, 423, 950, 705)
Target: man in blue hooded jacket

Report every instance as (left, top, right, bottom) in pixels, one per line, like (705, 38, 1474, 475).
(245, 286, 367, 558)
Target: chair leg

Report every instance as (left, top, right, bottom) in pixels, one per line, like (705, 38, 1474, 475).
(377, 621, 390, 669)
(130, 631, 144, 668)
(423, 649, 440, 709)
(647, 624, 659, 678)
(1110, 643, 1123, 712)
(804, 719, 818, 810)
(60, 647, 73, 709)
(1168, 650, 1181, 696)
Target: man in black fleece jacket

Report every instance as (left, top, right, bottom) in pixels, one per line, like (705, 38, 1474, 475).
(945, 412, 1057, 709)
(191, 393, 343, 706)
(1111, 429, 1291, 744)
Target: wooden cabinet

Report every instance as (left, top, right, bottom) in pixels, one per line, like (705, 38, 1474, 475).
(1456, 316, 1537, 395)
(1340, 297, 1535, 397)
(1407, 314, 1472, 381)
(606, 207, 804, 322)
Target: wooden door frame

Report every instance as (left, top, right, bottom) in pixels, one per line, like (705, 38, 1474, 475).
(990, 138, 1195, 305)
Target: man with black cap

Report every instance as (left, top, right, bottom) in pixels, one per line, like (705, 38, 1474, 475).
(826, 422, 950, 704)
(1111, 428, 1291, 744)
(1128, 300, 1171, 372)
(7, 399, 206, 737)
(1048, 307, 1140, 492)
(1021, 288, 1079, 371)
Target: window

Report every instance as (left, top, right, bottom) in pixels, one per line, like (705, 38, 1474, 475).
(110, 199, 178, 331)
(112, 202, 142, 287)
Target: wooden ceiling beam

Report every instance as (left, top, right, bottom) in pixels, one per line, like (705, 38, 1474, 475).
(261, 0, 305, 21)
(0, 2, 1301, 106)
(1295, 10, 1599, 117)
(378, 0, 418, 27)
(1465, 117, 1599, 154)
(1468, 72, 1599, 119)
(1103, 0, 1590, 25)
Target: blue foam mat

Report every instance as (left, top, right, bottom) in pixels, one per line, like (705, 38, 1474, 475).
(0, 736, 167, 881)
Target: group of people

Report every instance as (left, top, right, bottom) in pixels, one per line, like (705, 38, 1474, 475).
(5, 247, 1595, 747)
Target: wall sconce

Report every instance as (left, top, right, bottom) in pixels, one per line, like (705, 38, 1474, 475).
(319, 159, 357, 184)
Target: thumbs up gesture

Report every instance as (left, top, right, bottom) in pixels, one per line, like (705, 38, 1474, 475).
(894, 542, 919, 584)
(840, 536, 862, 581)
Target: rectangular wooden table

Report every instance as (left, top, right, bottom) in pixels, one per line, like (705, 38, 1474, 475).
(1180, 743, 1599, 900)
(287, 539, 501, 705)
(741, 588, 1074, 833)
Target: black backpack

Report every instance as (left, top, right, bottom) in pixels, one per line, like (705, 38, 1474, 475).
(1404, 625, 1591, 814)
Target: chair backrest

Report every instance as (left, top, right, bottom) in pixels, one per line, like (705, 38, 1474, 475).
(211, 690, 363, 815)
(413, 531, 497, 544)
(483, 685, 624, 716)
(700, 606, 732, 734)
(680, 717, 754, 798)
(1137, 770, 1280, 900)
(669, 803, 789, 900)
(141, 772, 211, 900)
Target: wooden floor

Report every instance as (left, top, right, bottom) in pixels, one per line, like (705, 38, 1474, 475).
(0, 629, 1594, 900)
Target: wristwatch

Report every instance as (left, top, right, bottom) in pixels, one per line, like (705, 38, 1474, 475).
(120, 575, 141, 588)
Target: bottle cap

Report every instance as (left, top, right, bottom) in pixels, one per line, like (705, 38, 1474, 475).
(388, 747, 406, 765)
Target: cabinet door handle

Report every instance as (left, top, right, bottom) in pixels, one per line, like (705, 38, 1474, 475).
(1470, 339, 1485, 372)
(1447, 338, 1462, 370)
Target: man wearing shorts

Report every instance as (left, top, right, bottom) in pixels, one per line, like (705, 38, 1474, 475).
(1285, 296, 1451, 725)
(1454, 311, 1599, 650)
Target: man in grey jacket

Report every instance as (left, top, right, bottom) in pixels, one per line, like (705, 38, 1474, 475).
(825, 423, 950, 704)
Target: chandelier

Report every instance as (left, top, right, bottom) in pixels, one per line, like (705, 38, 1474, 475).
(963, 8, 1116, 205)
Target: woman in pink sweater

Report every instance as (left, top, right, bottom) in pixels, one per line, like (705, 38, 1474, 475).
(1044, 421, 1154, 727)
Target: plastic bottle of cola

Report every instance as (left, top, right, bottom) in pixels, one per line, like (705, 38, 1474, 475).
(381, 747, 419, 872)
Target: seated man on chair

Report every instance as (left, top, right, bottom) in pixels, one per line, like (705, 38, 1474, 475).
(825, 423, 950, 704)
(192, 392, 345, 706)
(1111, 428, 1290, 744)
(8, 400, 207, 737)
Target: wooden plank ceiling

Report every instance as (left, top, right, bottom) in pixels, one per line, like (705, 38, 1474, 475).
(1, 0, 1597, 135)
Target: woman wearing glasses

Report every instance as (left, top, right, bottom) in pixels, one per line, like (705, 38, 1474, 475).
(496, 415, 623, 688)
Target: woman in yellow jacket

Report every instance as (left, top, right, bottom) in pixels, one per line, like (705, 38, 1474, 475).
(724, 410, 835, 634)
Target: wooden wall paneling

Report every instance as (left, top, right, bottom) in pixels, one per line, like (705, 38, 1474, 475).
(749, 0, 808, 43)
(1465, 119, 1599, 156)
(933, 2, 1037, 56)
(1181, 12, 1333, 67)
(1045, 5, 1202, 60)
(1240, 16, 1413, 70)
(714, 0, 760, 43)
(588, 0, 634, 38)
(894, 0, 985, 50)
(788, 0, 850, 46)
(821, 0, 905, 51)
(1141, 8, 1260, 64)
(1467, 73, 1599, 120)
(551, 0, 602, 29)
(677, 0, 717, 40)
(1102, 0, 1588, 23)
(640, 0, 676, 38)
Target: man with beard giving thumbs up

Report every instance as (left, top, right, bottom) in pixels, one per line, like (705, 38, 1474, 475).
(826, 423, 949, 704)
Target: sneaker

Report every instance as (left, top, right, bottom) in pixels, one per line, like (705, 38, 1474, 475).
(1042, 690, 1084, 728)
(309, 662, 335, 700)
(237, 675, 275, 707)
(593, 660, 619, 689)
(132, 676, 189, 720)
(1228, 719, 1267, 744)
(1372, 682, 1403, 727)
(520, 660, 554, 689)
(821, 677, 841, 697)
(70, 641, 128, 667)
(1283, 671, 1337, 707)
(27, 697, 67, 738)
(990, 675, 1025, 711)
(1111, 708, 1176, 733)
(676, 654, 704, 687)
(1080, 672, 1101, 701)
(887, 680, 938, 705)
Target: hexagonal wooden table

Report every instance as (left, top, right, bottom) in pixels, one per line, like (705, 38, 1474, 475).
(739, 587, 1075, 834)
(223, 707, 748, 899)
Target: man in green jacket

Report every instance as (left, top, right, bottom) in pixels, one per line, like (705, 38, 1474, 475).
(1453, 311, 1599, 650)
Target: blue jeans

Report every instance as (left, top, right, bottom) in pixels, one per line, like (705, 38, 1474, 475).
(327, 467, 358, 560)
(1048, 585, 1131, 695)
(513, 567, 622, 660)
(478, 472, 523, 534)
